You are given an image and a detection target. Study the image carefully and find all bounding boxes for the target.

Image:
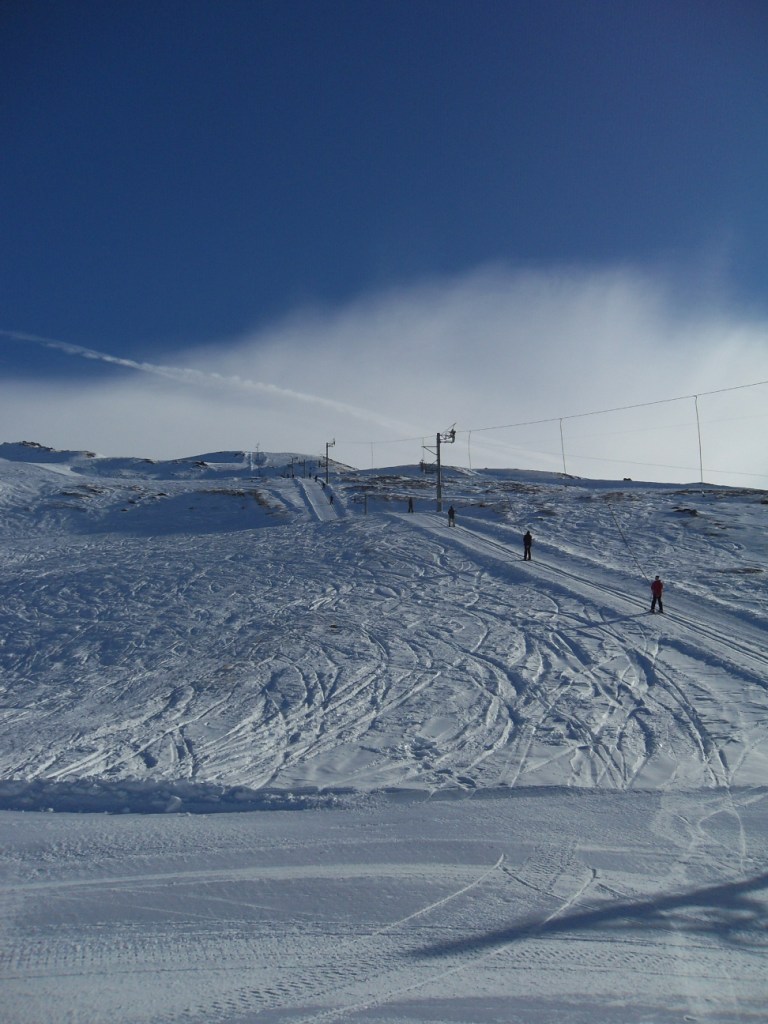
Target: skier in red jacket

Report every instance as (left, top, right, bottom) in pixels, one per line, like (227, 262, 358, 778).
(650, 576, 664, 613)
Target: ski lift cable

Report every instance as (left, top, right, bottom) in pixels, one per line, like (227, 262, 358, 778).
(335, 379, 768, 449)
(606, 498, 650, 584)
(459, 379, 768, 437)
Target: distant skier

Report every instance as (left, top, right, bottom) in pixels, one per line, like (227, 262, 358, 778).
(447, 505, 456, 527)
(650, 575, 664, 613)
(523, 530, 533, 560)
(408, 497, 414, 513)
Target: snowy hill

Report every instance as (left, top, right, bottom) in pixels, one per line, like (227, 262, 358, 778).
(2, 442, 766, 807)
(1, 443, 767, 1023)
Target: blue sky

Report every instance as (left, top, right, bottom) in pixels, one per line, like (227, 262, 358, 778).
(1, 0, 767, 482)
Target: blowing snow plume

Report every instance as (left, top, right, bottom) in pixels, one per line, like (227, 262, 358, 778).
(1, 264, 767, 481)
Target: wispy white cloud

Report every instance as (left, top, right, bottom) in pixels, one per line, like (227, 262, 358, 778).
(1, 265, 766, 484)
(0, 329, 405, 430)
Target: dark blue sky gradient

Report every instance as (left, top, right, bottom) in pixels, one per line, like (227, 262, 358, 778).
(2, 0, 767, 373)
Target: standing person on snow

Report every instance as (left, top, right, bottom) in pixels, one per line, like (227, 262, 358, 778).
(523, 530, 533, 560)
(447, 505, 456, 527)
(650, 575, 664, 613)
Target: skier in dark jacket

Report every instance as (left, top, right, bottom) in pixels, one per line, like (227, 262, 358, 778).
(523, 531, 533, 560)
(650, 576, 664, 613)
(447, 505, 456, 527)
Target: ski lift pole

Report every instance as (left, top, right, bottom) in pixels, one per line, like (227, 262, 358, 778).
(325, 438, 335, 486)
(436, 432, 442, 512)
(435, 426, 456, 513)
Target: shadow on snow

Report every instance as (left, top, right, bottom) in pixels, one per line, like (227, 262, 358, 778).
(416, 872, 768, 956)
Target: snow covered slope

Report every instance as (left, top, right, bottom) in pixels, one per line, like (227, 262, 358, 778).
(1, 445, 767, 1024)
(1, 445, 765, 808)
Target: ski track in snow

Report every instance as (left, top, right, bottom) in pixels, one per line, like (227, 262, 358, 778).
(403, 511, 767, 796)
(1, 462, 766, 800)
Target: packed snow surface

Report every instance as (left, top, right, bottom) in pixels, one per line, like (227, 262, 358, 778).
(1, 442, 766, 1023)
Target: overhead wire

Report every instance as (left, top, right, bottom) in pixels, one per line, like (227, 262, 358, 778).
(339, 379, 768, 446)
(605, 498, 651, 584)
(458, 378, 768, 437)
(333, 378, 768, 482)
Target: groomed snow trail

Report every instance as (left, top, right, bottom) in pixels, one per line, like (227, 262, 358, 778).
(2, 792, 767, 1024)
